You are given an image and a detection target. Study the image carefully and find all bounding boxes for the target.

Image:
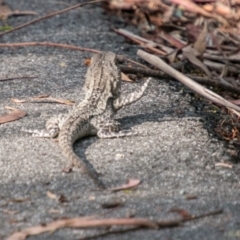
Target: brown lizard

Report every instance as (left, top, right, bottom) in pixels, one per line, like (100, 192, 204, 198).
(23, 52, 150, 188)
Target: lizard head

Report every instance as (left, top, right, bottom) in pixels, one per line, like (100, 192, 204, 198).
(84, 51, 121, 100)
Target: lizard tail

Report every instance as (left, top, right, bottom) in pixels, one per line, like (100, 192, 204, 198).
(59, 117, 106, 189)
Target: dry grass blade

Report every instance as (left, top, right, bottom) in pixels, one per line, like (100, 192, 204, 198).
(137, 50, 240, 112)
(0, 108, 26, 124)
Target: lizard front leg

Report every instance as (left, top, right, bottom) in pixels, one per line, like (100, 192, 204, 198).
(113, 77, 151, 110)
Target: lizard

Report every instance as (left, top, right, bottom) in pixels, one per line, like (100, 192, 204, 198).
(23, 52, 151, 189)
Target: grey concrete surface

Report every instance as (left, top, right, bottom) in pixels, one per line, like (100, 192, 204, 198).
(0, 1, 240, 239)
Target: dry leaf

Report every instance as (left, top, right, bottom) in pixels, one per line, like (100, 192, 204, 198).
(101, 200, 124, 209)
(84, 58, 91, 66)
(186, 195, 198, 200)
(215, 162, 233, 169)
(182, 45, 211, 77)
(59, 62, 67, 67)
(11, 198, 30, 203)
(110, 179, 141, 192)
(0, 109, 26, 124)
(46, 191, 58, 200)
(170, 208, 192, 219)
(0, 1, 12, 19)
(62, 166, 73, 173)
(58, 194, 68, 203)
(11, 98, 26, 103)
(0, 1, 37, 19)
(121, 72, 133, 82)
(193, 22, 207, 56)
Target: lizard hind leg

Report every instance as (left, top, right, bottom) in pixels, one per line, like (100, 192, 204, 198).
(97, 120, 136, 139)
(22, 114, 66, 138)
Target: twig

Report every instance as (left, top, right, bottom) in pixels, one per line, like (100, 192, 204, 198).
(6, 218, 158, 240)
(0, 76, 37, 81)
(119, 65, 240, 95)
(181, 209, 223, 222)
(78, 226, 140, 240)
(0, 41, 100, 53)
(6, 209, 223, 240)
(137, 50, 240, 112)
(0, 42, 148, 69)
(114, 28, 167, 55)
(0, 0, 104, 38)
(81, 209, 223, 239)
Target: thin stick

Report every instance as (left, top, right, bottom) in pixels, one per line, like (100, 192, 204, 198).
(120, 65, 240, 95)
(0, 41, 101, 53)
(137, 50, 240, 112)
(114, 28, 166, 55)
(6, 209, 223, 240)
(0, 0, 104, 38)
(0, 76, 37, 81)
(0, 42, 148, 69)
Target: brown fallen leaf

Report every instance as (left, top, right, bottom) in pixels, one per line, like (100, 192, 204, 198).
(170, 208, 192, 219)
(110, 179, 141, 192)
(121, 72, 133, 82)
(182, 44, 211, 77)
(46, 191, 58, 200)
(10, 198, 30, 203)
(193, 21, 207, 56)
(84, 57, 91, 66)
(47, 191, 68, 203)
(62, 166, 73, 173)
(11, 98, 27, 103)
(0, 1, 37, 20)
(58, 194, 68, 203)
(186, 195, 198, 200)
(0, 1, 12, 19)
(0, 108, 26, 124)
(101, 200, 125, 209)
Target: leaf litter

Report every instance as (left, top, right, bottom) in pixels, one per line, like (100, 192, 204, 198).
(106, 0, 240, 148)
